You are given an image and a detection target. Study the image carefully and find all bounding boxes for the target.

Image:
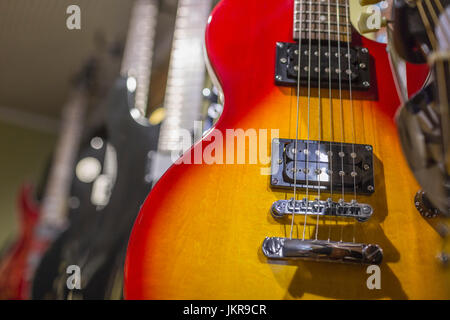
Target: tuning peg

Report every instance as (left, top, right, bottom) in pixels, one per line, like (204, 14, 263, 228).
(358, 11, 388, 34)
(359, 0, 382, 5)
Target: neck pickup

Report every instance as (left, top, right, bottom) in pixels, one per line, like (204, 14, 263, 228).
(275, 42, 372, 91)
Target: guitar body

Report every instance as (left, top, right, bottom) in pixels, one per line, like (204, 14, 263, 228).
(32, 77, 160, 299)
(0, 185, 40, 300)
(125, 0, 449, 299)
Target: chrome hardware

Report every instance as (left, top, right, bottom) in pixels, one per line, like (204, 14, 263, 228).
(396, 85, 449, 216)
(437, 252, 449, 267)
(271, 198, 373, 222)
(415, 190, 446, 218)
(262, 237, 383, 265)
(390, 3, 450, 217)
(271, 139, 375, 195)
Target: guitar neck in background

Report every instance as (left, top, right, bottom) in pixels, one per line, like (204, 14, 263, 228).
(39, 0, 160, 234)
(151, 0, 213, 182)
(38, 86, 87, 232)
(120, 0, 159, 117)
(158, 0, 213, 152)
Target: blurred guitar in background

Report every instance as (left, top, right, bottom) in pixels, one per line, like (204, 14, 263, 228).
(31, 0, 213, 299)
(31, 0, 160, 300)
(0, 55, 101, 300)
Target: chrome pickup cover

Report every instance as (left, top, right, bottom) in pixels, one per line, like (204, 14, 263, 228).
(262, 237, 383, 265)
(271, 139, 375, 195)
(271, 198, 373, 222)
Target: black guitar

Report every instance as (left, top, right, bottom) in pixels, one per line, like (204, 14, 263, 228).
(31, 0, 161, 299)
(32, 0, 213, 299)
(32, 76, 160, 299)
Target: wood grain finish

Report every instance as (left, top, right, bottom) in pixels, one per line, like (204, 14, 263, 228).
(124, 0, 449, 299)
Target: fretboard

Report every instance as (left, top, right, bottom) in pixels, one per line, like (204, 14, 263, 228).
(120, 0, 159, 116)
(40, 88, 87, 229)
(293, 0, 352, 42)
(158, 0, 212, 152)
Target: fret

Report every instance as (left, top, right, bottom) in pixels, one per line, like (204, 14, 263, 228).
(294, 0, 349, 9)
(295, 20, 350, 27)
(121, 0, 158, 116)
(158, 0, 213, 152)
(297, 11, 348, 17)
(296, 32, 349, 42)
(293, 0, 352, 42)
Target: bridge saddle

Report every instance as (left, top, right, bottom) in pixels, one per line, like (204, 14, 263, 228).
(271, 198, 373, 222)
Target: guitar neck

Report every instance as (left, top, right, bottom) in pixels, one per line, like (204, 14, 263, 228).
(294, 0, 351, 42)
(157, 0, 213, 153)
(120, 0, 159, 116)
(40, 88, 87, 229)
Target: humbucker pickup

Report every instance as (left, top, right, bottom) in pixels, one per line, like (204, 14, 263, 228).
(271, 139, 375, 195)
(274, 42, 371, 90)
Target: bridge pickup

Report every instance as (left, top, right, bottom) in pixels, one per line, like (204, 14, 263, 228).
(262, 237, 383, 265)
(271, 198, 373, 222)
(271, 139, 375, 195)
(274, 42, 371, 90)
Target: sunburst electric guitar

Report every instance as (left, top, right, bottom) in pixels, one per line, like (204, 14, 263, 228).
(125, 0, 450, 299)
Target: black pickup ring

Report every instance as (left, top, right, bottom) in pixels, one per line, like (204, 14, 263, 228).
(275, 41, 371, 91)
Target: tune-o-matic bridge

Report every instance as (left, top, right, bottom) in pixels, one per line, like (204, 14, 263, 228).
(271, 139, 375, 195)
(274, 42, 371, 90)
(262, 237, 383, 265)
(271, 198, 373, 222)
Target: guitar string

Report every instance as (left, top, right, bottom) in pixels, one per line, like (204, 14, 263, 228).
(417, 0, 438, 48)
(425, 0, 450, 40)
(327, 0, 335, 242)
(301, 0, 314, 241)
(426, 0, 449, 28)
(432, 0, 450, 168)
(433, 0, 450, 46)
(314, 0, 323, 241)
(425, 0, 440, 24)
(344, 0, 358, 243)
(290, 0, 305, 240)
(335, 0, 346, 242)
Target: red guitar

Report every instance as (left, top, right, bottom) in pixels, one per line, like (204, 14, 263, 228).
(0, 59, 98, 300)
(0, 186, 39, 300)
(125, 0, 449, 299)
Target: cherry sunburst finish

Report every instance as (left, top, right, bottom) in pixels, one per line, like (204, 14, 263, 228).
(124, 0, 449, 299)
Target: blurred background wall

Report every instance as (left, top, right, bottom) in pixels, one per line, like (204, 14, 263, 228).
(0, 121, 55, 248)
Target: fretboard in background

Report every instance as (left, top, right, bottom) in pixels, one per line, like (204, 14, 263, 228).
(39, 89, 87, 229)
(157, 0, 213, 153)
(120, 0, 159, 116)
